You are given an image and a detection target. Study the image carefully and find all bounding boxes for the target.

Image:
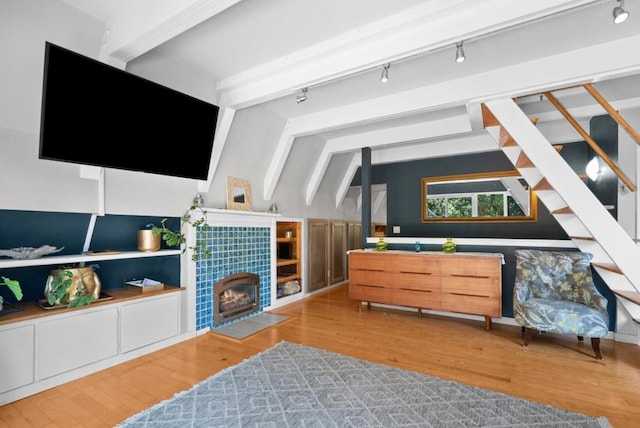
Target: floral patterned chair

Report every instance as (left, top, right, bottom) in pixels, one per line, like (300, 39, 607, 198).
(513, 249, 609, 359)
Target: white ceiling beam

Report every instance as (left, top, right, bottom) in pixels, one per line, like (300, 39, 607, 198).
(334, 133, 499, 208)
(198, 106, 235, 193)
(305, 115, 471, 205)
(102, 0, 243, 64)
(218, 0, 600, 109)
(336, 153, 362, 209)
(266, 34, 640, 200)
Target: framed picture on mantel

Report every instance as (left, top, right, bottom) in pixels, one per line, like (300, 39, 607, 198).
(226, 177, 252, 211)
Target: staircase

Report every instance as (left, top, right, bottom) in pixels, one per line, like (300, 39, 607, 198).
(481, 98, 640, 332)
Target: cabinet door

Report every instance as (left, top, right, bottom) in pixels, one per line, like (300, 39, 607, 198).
(121, 293, 180, 353)
(308, 219, 329, 291)
(0, 324, 35, 393)
(38, 307, 118, 380)
(330, 220, 347, 285)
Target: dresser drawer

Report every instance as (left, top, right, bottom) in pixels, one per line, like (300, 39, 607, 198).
(392, 289, 440, 309)
(440, 293, 501, 317)
(441, 276, 500, 297)
(348, 284, 392, 303)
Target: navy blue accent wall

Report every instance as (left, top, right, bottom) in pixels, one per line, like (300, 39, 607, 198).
(588, 115, 618, 219)
(0, 211, 181, 303)
(351, 116, 617, 330)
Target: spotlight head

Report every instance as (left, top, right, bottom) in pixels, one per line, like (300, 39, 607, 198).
(613, 5, 629, 23)
(296, 88, 308, 104)
(455, 41, 466, 63)
(380, 63, 390, 83)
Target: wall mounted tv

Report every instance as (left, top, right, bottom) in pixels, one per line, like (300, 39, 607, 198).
(39, 41, 220, 180)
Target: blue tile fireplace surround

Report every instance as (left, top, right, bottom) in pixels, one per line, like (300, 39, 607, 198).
(194, 223, 272, 331)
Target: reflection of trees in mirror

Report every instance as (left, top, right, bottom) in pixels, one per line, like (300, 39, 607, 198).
(422, 170, 536, 222)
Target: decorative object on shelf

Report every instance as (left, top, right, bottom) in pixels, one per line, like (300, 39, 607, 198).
(375, 237, 388, 252)
(415, 241, 421, 252)
(137, 226, 161, 252)
(268, 203, 279, 214)
(284, 230, 293, 238)
(442, 237, 457, 254)
(152, 205, 210, 262)
(44, 266, 101, 308)
(192, 193, 204, 207)
(125, 278, 164, 293)
(282, 280, 301, 296)
(0, 276, 23, 315)
(226, 176, 252, 211)
(0, 245, 63, 260)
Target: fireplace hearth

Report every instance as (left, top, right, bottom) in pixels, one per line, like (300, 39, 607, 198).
(214, 272, 260, 325)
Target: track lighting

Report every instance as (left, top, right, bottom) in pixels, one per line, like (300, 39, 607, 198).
(296, 87, 307, 104)
(380, 63, 390, 83)
(455, 41, 466, 63)
(613, 0, 629, 23)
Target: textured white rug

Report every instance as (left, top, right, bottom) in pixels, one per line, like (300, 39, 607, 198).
(117, 341, 612, 427)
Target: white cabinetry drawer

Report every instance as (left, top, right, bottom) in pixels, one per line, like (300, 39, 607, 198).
(120, 293, 180, 353)
(0, 324, 35, 393)
(37, 307, 118, 380)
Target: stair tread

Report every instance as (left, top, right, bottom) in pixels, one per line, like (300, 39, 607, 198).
(551, 207, 573, 215)
(592, 262, 623, 274)
(570, 236, 595, 241)
(614, 290, 640, 306)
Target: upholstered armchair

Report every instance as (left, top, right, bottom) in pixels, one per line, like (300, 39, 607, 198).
(513, 249, 609, 359)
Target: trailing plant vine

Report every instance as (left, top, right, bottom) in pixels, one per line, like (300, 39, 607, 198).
(149, 205, 210, 262)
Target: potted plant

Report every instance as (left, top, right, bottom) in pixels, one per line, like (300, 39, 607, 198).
(0, 276, 23, 312)
(147, 205, 210, 262)
(44, 268, 97, 308)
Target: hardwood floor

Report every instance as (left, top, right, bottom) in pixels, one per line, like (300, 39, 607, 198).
(2, 284, 640, 427)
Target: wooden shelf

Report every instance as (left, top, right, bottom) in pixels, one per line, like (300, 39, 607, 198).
(0, 285, 184, 325)
(277, 258, 300, 267)
(276, 220, 302, 298)
(277, 273, 301, 284)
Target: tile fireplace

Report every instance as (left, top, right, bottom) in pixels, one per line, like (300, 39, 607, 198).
(214, 272, 260, 324)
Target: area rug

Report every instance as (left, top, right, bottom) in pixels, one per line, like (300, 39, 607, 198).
(212, 312, 290, 340)
(117, 341, 611, 427)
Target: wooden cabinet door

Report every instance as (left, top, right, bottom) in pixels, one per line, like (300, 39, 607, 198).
(308, 219, 329, 291)
(347, 222, 361, 251)
(330, 220, 347, 285)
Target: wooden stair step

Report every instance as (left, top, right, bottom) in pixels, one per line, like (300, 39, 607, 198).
(614, 290, 640, 306)
(551, 206, 573, 215)
(592, 262, 623, 274)
(570, 236, 596, 241)
(499, 127, 517, 147)
(481, 103, 499, 128)
(533, 177, 553, 191)
(515, 145, 563, 169)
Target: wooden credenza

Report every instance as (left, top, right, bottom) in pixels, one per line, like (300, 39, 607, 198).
(348, 250, 503, 330)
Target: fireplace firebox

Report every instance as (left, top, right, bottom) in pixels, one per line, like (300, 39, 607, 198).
(213, 272, 260, 325)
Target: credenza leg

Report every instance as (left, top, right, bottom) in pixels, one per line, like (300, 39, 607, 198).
(484, 316, 491, 330)
(366, 302, 371, 310)
(417, 308, 422, 318)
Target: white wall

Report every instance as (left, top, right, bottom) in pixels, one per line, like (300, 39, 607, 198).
(0, 0, 362, 223)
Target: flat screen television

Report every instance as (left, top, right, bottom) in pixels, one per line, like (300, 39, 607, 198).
(39, 42, 219, 180)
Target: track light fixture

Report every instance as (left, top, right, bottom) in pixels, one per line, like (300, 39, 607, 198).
(296, 87, 308, 104)
(455, 41, 466, 63)
(380, 63, 390, 83)
(613, 0, 629, 24)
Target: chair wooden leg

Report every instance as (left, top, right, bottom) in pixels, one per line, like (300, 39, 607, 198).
(523, 327, 532, 347)
(577, 335, 584, 341)
(591, 337, 603, 360)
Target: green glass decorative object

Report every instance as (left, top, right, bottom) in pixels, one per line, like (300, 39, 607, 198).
(415, 241, 421, 252)
(375, 237, 388, 251)
(442, 238, 456, 254)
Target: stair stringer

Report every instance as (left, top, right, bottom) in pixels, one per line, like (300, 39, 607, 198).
(483, 99, 640, 321)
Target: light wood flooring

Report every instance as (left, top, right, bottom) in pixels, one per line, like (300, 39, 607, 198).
(2, 284, 640, 428)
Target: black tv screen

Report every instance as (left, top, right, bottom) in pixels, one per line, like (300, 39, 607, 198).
(39, 42, 219, 180)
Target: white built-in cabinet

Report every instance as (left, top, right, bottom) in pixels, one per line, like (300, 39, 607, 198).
(0, 249, 188, 406)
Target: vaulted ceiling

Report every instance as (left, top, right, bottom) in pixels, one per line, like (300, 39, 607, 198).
(63, 0, 640, 208)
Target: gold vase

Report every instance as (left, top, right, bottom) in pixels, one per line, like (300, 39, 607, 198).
(138, 229, 161, 252)
(44, 267, 102, 305)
